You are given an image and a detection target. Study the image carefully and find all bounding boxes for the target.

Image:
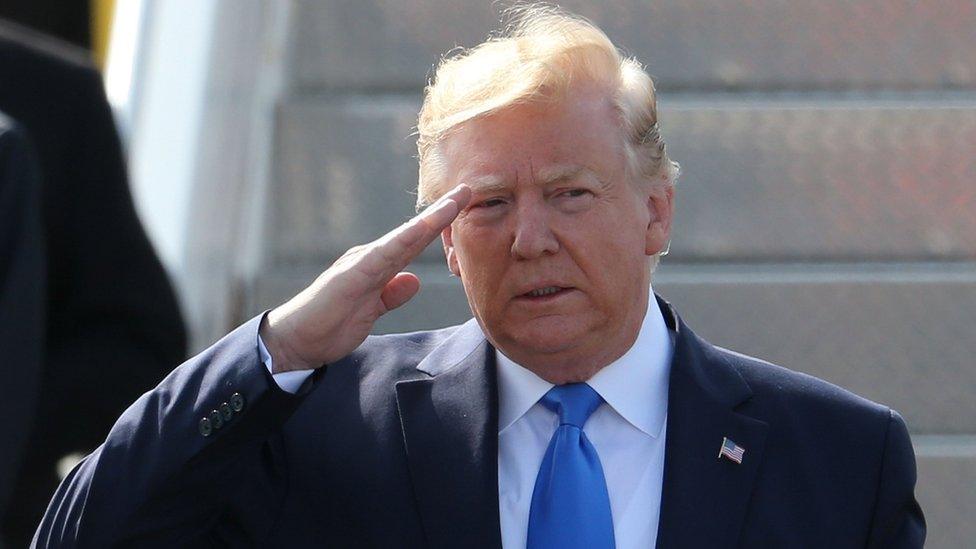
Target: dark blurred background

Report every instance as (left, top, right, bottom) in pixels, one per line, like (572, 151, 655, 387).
(1, 0, 186, 546)
(0, 0, 92, 51)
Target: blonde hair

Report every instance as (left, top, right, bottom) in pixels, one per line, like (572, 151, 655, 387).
(415, 4, 679, 210)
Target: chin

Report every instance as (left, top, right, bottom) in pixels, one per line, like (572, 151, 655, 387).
(481, 310, 599, 361)
(504, 322, 588, 357)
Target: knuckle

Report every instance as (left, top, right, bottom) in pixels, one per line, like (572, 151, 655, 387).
(344, 244, 367, 257)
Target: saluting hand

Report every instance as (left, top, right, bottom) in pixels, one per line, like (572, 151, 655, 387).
(260, 185, 471, 373)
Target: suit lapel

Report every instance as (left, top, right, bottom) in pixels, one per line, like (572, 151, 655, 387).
(655, 299, 769, 549)
(395, 320, 502, 549)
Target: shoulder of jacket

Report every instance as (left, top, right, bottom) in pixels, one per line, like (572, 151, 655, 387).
(714, 344, 891, 421)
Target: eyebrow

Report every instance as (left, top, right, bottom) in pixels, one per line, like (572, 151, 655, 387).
(462, 164, 597, 194)
(536, 164, 593, 185)
(463, 174, 510, 195)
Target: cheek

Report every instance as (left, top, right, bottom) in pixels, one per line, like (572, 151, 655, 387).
(569, 217, 648, 290)
(454, 227, 486, 270)
(454, 226, 508, 293)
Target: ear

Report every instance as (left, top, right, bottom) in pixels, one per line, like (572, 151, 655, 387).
(441, 224, 461, 276)
(644, 182, 675, 256)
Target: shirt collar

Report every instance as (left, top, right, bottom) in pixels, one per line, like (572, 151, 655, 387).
(496, 287, 673, 438)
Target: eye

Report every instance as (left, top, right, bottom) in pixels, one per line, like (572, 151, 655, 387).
(552, 187, 595, 213)
(555, 188, 592, 200)
(473, 197, 507, 208)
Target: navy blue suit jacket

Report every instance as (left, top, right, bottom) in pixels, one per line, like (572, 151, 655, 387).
(34, 297, 925, 547)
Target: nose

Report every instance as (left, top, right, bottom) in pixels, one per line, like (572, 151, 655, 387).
(510, 200, 559, 259)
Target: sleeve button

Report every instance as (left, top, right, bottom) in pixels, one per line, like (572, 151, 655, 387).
(230, 392, 245, 412)
(199, 417, 213, 437)
(219, 402, 233, 421)
(209, 410, 224, 430)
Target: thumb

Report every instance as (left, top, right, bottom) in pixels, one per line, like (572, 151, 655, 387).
(380, 272, 421, 312)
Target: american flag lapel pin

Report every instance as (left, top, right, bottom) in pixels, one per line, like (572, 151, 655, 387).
(718, 436, 745, 464)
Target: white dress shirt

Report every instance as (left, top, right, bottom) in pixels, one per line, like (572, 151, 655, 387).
(260, 290, 673, 548)
(495, 294, 672, 549)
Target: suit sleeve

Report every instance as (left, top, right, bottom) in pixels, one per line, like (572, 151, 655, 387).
(865, 409, 926, 548)
(32, 314, 313, 548)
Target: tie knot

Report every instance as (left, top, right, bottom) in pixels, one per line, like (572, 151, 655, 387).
(540, 383, 604, 428)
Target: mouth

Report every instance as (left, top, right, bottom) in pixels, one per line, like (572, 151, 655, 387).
(516, 285, 575, 301)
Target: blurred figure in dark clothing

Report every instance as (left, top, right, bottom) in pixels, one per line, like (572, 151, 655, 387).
(0, 0, 90, 50)
(0, 114, 45, 545)
(0, 20, 187, 546)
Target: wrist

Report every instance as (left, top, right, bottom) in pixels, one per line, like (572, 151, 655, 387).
(260, 310, 316, 373)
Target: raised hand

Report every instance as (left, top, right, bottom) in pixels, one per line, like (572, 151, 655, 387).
(259, 184, 471, 373)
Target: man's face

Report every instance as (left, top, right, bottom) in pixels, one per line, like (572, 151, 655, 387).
(440, 84, 673, 382)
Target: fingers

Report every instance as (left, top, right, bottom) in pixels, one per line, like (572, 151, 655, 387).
(419, 184, 471, 232)
(366, 185, 471, 278)
(381, 272, 421, 311)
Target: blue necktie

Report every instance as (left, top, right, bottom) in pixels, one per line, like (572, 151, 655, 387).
(527, 383, 615, 549)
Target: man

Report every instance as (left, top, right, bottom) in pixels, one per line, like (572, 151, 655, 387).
(0, 20, 187, 546)
(34, 7, 924, 548)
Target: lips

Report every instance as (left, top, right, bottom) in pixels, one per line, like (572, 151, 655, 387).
(517, 284, 574, 300)
(526, 286, 562, 297)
